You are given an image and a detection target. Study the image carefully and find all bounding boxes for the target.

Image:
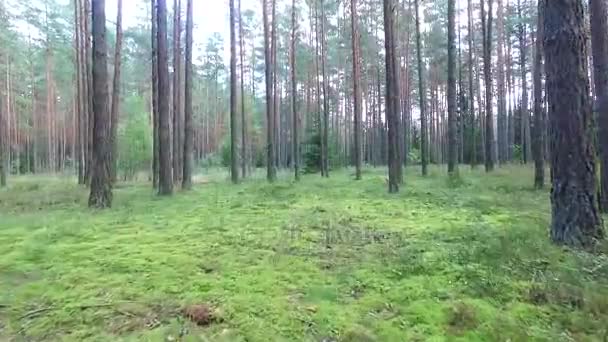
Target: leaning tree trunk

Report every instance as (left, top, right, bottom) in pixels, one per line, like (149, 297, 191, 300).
(157, 0, 174, 195)
(89, 0, 112, 208)
(532, 0, 545, 189)
(590, 0, 608, 212)
(543, 0, 605, 248)
(182, 0, 193, 190)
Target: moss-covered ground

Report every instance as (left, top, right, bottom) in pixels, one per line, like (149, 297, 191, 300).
(0, 166, 607, 341)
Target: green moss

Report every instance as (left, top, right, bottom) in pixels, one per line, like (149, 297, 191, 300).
(0, 166, 606, 341)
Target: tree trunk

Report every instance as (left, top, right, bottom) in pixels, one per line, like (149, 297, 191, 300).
(263, 0, 276, 182)
(496, 0, 507, 164)
(590, 0, 608, 212)
(543, 0, 604, 248)
(467, 0, 476, 168)
(291, 0, 299, 181)
(414, 0, 428, 176)
(157, 0, 174, 195)
(89, 0, 112, 208)
(110, 0, 123, 183)
(533, 0, 545, 189)
(239, 0, 247, 178)
(518, 0, 531, 164)
(152, 0, 160, 188)
(384, 0, 401, 193)
(172, 0, 182, 182)
(182, 0, 193, 190)
(481, 0, 495, 172)
(351, 0, 362, 180)
(229, 0, 239, 183)
(321, 0, 330, 177)
(447, 0, 458, 175)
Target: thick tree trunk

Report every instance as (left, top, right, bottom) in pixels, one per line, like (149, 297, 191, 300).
(89, 0, 113, 208)
(533, 0, 545, 189)
(229, 0, 239, 183)
(110, 0, 123, 183)
(543, 0, 604, 248)
(182, 0, 193, 190)
(157, 0, 174, 195)
(384, 0, 401, 193)
(590, 0, 608, 212)
(447, 0, 458, 175)
(414, 0, 427, 176)
(351, 0, 362, 180)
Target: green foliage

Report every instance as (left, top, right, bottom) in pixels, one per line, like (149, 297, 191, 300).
(1, 166, 607, 341)
(117, 95, 152, 180)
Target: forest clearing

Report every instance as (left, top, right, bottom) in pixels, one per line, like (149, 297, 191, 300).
(1, 166, 607, 341)
(1, 0, 608, 340)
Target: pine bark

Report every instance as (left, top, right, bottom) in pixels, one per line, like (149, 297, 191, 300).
(172, 0, 182, 182)
(291, 0, 300, 181)
(351, 0, 362, 180)
(414, 0, 428, 176)
(152, 0, 160, 188)
(467, 0, 476, 168)
(229, 0, 239, 183)
(182, 0, 193, 189)
(239, 0, 247, 178)
(543, 0, 604, 248)
(590, 0, 608, 212)
(481, 0, 495, 172)
(384, 0, 401, 193)
(447, 0, 458, 175)
(89, 0, 113, 208)
(110, 0, 123, 183)
(263, 0, 276, 181)
(321, 0, 330, 177)
(157, 0, 174, 195)
(496, 0, 508, 164)
(533, 0, 545, 189)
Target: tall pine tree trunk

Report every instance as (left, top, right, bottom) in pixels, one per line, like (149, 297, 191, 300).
(544, 0, 604, 248)
(414, 0, 427, 176)
(384, 0, 401, 193)
(590, 0, 608, 212)
(496, 0, 507, 164)
(110, 0, 123, 183)
(351, 0, 362, 180)
(89, 0, 112, 208)
(447, 0, 458, 175)
(239, 0, 247, 178)
(229, 0, 239, 183)
(157, 0, 174, 195)
(152, 0, 160, 188)
(533, 0, 545, 189)
(172, 0, 182, 182)
(291, 0, 299, 181)
(182, 0, 193, 189)
(263, 0, 276, 182)
(481, 0, 495, 172)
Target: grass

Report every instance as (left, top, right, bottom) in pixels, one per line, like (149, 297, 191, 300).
(0, 165, 607, 341)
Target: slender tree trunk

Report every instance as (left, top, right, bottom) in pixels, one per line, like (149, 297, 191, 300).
(447, 0, 458, 175)
(182, 0, 193, 189)
(321, 0, 330, 177)
(518, 0, 532, 164)
(0, 87, 5, 187)
(157, 0, 174, 195)
(496, 0, 507, 164)
(89, 0, 112, 208)
(544, 0, 604, 248)
(351, 0, 362, 180)
(152, 0, 160, 188)
(291, 0, 300, 181)
(172, 0, 182, 182)
(229, 0, 239, 183)
(590, 0, 608, 212)
(533, 0, 545, 189)
(263, 0, 276, 181)
(239, 0, 247, 178)
(414, 0, 428, 176)
(110, 0, 123, 183)
(481, 0, 495, 172)
(468, 0, 476, 168)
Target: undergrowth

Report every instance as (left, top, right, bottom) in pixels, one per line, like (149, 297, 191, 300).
(0, 166, 606, 341)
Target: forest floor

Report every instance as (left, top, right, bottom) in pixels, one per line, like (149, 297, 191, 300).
(0, 166, 607, 341)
